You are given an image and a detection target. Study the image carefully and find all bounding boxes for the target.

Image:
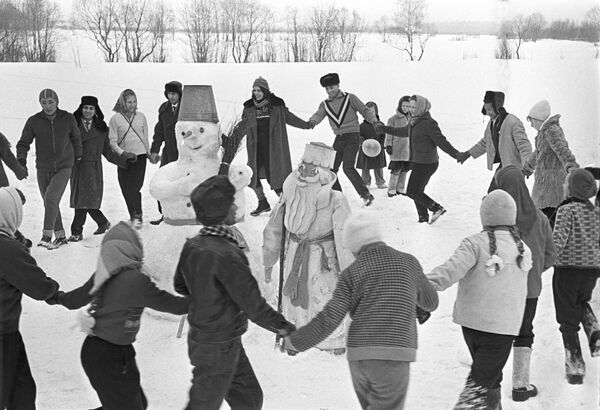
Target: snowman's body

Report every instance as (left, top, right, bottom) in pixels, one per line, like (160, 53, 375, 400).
(149, 120, 222, 225)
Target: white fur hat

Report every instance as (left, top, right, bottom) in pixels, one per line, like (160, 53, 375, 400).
(343, 211, 384, 254)
(527, 100, 551, 122)
(480, 189, 517, 227)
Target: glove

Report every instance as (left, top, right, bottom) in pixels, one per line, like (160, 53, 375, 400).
(416, 306, 431, 325)
(385, 146, 393, 155)
(121, 151, 137, 164)
(455, 151, 470, 164)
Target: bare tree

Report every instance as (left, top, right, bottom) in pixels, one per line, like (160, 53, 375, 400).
(377, 15, 390, 43)
(495, 35, 514, 59)
(585, 6, 600, 42)
(181, 0, 220, 63)
(221, 0, 267, 63)
(306, 4, 338, 62)
(149, 1, 172, 62)
(256, 9, 277, 62)
(73, 0, 123, 62)
(333, 8, 363, 62)
(285, 6, 307, 62)
(391, 0, 432, 61)
(19, 0, 60, 62)
(0, 0, 24, 62)
(527, 13, 545, 42)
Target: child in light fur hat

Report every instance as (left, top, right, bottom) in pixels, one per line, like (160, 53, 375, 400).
(427, 189, 532, 409)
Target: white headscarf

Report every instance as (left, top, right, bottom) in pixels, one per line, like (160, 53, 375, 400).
(0, 186, 23, 238)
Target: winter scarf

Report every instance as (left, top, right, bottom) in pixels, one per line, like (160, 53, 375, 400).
(90, 221, 143, 294)
(253, 95, 271, 119)
(0, 186, 22, 238)
(496, 165, 537, 235)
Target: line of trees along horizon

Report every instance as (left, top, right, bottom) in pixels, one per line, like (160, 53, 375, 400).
(0, 0, 599, 63)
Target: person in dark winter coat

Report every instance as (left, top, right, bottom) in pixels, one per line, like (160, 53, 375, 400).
(496, 165, 556, 402)
(17, 88, 83, 249)
(242, 76, 311, 216)
(356, 101, 387, 189)
(551, 168, 600, 384)
(0, 186, 61, 409)
(427, 189, 532, 410)
(309, 73, 379, 206)
(174, 175, 295, 410)
(68, 96, 124, 242)
(0, 132, 27, 187)
(385, 96, 411, 197)
(149, 81, 182, 225)
(46, 221, 190, 409)
(456, 91, 532, 192)
(284, 211, 439, 410)
(522, 100, 579, 226)
(380, 95, 460, 224)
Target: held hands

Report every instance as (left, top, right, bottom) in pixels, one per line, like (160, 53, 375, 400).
(148, 153, 161, 164)
(308, 120, 316, 129)
(264, 266, 273, 283)
(385, 146, 393, 155)
(121, 151, 138, 164)
(455, 151, 470, 164)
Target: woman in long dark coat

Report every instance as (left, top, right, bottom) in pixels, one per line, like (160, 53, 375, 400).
(356, 101, 387, 189)
(242, 76, 311, 216)
(68, 96, 122, 241)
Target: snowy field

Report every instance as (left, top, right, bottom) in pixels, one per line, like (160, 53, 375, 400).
(0, 34, 599, 409)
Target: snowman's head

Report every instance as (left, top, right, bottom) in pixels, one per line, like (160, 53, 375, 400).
(228, 164, 253, 191)
(176, 120, 222, 160)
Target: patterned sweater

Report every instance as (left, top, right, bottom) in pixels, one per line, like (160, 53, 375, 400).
(553, 200, 600, 268)
(309, 91, 377, 136)
(289, 242, 439, 362)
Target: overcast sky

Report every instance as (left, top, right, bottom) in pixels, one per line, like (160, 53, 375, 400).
(59, 0, 597, 23)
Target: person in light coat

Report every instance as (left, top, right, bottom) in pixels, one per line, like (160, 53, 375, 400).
(384, 95, 411, 197)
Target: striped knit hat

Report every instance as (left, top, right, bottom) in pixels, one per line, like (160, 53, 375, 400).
(39, 88, 59, 104)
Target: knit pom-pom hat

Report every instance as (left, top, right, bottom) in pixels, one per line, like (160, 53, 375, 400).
(527, 100, 551, 122)
(253, 77, 270, 92)
(343, 211, 384, 254)
(480, 189, 517, 227)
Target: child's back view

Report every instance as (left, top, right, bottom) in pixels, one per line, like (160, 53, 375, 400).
(427, 189, 532, 409)
(552, 168, 600, 384)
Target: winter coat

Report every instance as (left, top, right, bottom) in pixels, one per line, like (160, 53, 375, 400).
(427, 231, 533, 336)
(0, 187, 59, 334)
(289, 242, 438, 362)
(523, 115, 579, 209)
(174, 231, 292, 343)
(108, 111, 150, 156)
(242, 94, 310, 191)
(553, 200, 600, 268)
(150, 101, 179, 166)
(356, 120, 386, 170)
(309, 91, 378, 136)
(70, 121, 123, 209)
(0, 132, 27, 187)
(17, 109, 82, 171)
(385, 111, 410, 161)
(384, 112, 459, 164)
(468, 113, 532, 171)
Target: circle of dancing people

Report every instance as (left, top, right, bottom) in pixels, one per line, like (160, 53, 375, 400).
(1, 74, 599, 410)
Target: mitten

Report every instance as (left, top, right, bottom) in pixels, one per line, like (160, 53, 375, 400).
(385, 146, 393, 155)
(456, 151, 470, 164)
(416, 306, 431, 324)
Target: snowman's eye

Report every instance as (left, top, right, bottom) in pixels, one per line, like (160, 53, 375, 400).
(199, 127, 204, 133)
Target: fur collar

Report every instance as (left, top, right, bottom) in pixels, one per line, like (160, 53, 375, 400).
(243, 94, 285, 108)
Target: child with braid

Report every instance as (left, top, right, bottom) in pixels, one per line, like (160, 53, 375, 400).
(427, 189, 532, 410)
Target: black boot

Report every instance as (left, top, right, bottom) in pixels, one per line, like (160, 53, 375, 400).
(582, 302, 600, 357)
(251, 199, 271, 216)
(562, 332, 585, 384)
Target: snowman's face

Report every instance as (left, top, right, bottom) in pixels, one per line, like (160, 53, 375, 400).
(228, 164, 253, 190)
(176, 121, 221, 160)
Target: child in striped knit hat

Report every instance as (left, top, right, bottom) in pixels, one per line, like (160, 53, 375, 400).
(283, 210, 438, 410)
(427, 189, 532, 409)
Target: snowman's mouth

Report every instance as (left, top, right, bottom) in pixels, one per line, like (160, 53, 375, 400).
(191, 145, 202, 151)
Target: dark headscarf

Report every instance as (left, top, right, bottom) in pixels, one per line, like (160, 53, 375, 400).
(495, 165, 537, 235)
(397, 95, 411, 115)
(365, 101, 380, 121)
(74, 95, 108, 132)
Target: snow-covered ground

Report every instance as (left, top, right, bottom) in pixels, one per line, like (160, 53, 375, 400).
(0, 35, 599, 409)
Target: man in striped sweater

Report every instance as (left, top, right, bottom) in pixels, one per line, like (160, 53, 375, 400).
(309, 73, 379, 206)
(284, 211, 439, 410)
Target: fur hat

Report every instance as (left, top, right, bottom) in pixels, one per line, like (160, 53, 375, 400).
(320, 73, 340, 87)
(81, 95, 98, 106)
(527, 100, 551, 122)
(39, 88, 58, 104)
(481, 90, 505, 115)
(75, 95, 107, 131)
(253, 77, 270, 92)
(567, 168, 598, 200)
(480, 189, 517, 227)
(343, 211, 384, 254)
(191, 175, 236, 225)
(164, 81, 183, 99)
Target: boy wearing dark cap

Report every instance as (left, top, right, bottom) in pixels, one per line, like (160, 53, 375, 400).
(173, 175, 295, 410)
(456, 90, 532, 192)
(149, 81, 183, 225)
(552, 168, 600, 384)
(16, 88, 82, 249)
(309, 73, 379, 206)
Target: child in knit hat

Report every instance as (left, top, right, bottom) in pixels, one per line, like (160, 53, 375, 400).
(552, 168, 600, 384)
(284, 210, 439, 410)
(427, 189, 532, 409)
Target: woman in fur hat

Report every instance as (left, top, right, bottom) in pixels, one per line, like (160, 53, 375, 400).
(427, 189, 532, 409)
(242, 76, 312, 217)
(68, 96, 124, 242)
(522, 100, 579, 226)
(108, 89, 150, 227)
(47, 221, 189, 409)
